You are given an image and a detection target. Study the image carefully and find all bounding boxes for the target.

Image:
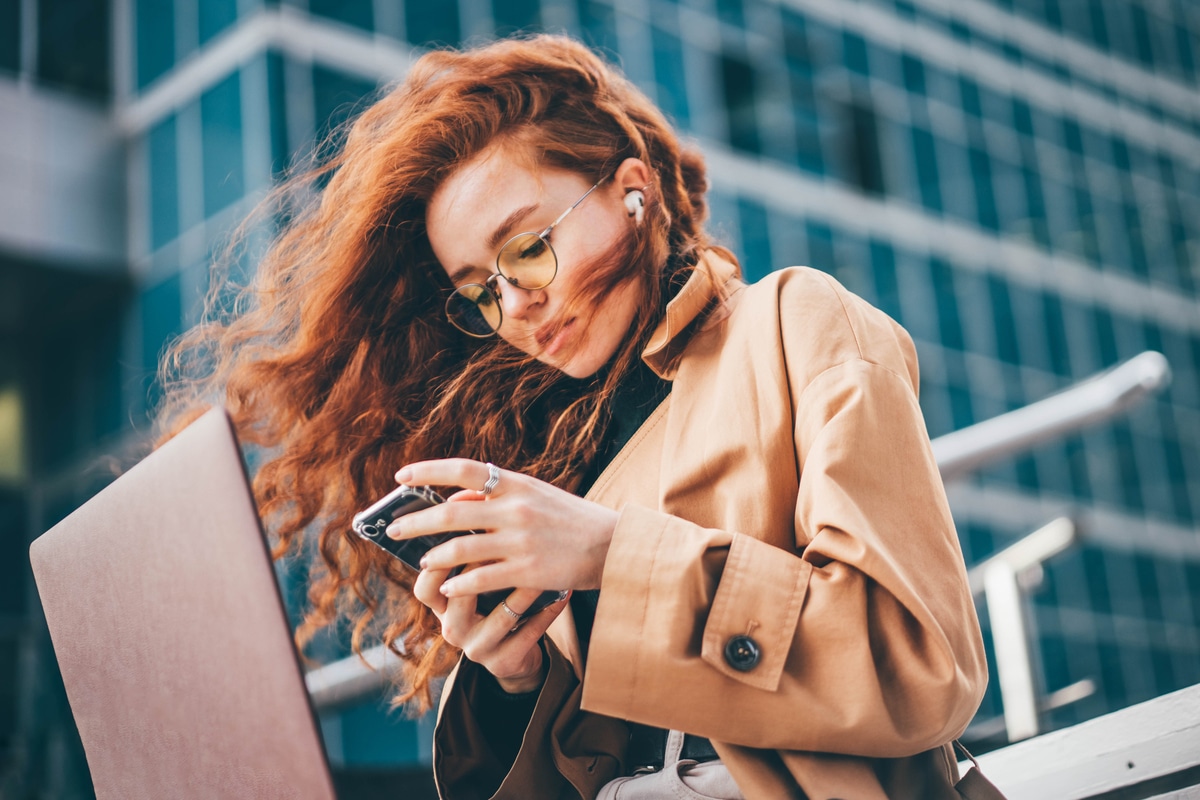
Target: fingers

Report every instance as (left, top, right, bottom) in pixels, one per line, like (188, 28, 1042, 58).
(385, 494, 502, 541)
(395, 458, 508, 496)
(411, 565, 451, 615)
(437, 560, 541, 599)
(439, 587, 565, 650)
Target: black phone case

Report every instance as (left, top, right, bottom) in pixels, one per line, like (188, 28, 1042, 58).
(351, 485, 565, 619)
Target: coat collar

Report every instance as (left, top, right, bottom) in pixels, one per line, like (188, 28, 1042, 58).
(642, 248, 742, 379)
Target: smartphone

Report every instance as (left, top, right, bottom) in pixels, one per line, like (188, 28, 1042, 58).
(352, 484, 567, 619)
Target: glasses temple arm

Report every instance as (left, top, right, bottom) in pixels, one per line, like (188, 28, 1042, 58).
(540, 180, 604, 238)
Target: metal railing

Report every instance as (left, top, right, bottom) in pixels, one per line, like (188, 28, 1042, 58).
(966, 517, 1093, 744)
(305, 351, 1173, 713)
(932, 350, 1171, 481)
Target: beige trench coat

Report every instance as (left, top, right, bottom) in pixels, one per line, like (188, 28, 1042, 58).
(433, 250, 989, 800)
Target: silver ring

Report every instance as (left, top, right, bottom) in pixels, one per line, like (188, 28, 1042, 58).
(500, 600, 521, 620)
(481, 462, 501, 496)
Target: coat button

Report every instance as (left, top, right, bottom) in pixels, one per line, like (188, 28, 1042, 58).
(724, 635, 761, 671)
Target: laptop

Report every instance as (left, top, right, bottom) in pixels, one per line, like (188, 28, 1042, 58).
(29, 407, 339, 799)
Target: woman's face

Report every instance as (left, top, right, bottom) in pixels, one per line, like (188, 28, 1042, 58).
(426, 143, 648, 378)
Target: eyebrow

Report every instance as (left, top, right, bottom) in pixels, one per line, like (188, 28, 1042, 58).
(446, 202, 541, 286)
(487, 203, 540, 251)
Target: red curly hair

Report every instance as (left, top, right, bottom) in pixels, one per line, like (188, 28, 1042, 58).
(155, 34, 726, 713)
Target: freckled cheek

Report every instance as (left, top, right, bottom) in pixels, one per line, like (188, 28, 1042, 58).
(497, 327, 539, 354)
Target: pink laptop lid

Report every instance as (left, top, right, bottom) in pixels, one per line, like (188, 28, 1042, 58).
(29, 407, 337, 800)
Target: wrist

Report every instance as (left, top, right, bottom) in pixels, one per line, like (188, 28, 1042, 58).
(494, 642, 547, 695)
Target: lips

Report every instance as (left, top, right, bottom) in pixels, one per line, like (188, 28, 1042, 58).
(537, 318, 576, 355)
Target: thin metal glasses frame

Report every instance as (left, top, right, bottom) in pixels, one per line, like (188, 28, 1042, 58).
(444, 179, 605, 338)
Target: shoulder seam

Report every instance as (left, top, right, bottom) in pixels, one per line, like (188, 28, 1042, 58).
(793, 357, 917, 410)
(810, 270, 864, 361)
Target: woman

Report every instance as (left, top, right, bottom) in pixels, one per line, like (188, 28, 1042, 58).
(158, 34, 987, 800)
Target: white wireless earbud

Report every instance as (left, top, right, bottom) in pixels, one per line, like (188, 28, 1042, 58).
(624, 190, 646, 225)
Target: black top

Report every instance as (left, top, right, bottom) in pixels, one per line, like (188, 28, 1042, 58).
(473, 360, 671, 771)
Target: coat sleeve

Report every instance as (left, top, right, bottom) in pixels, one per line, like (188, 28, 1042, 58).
(580, 274, 988, 759)
(433, 638, 629, 800)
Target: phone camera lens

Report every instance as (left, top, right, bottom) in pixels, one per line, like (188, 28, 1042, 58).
(361, 523, 378, 538)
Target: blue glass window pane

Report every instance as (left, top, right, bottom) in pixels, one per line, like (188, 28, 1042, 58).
(268, 52, 289, 177)
(1082, 546, 1113, 614)
(38, 0, 111, 97)
(843, 31, 868, 75)
(651, 25, 689, 127)
(782, 9, 811, 68)
(979, 85, 1011, 127)
(924, 63, 960, 108)
(407, 0, 460, 47)
(147, 115, 179, 251)
(1092, 307, 1117, 367)
(919, 373, 952, 439)
(336, 703, 426, 766)
(1174, 17, 1195, 80)
(1158, 408, 1193, 525)
(911, 125, 942, 212)
(136, 0, 174, 90)
(1186, 563, 1200, 632)
(1041, 292, 1071, 376)
(869, 41, 900, 86)
(946, 365, 975, 429)
(804, 220, 835, 278)
(312, 66, 378, 165)
(309, 0, 373, 31)
(938, 138, 972, 226)
(900, 53, 924, 94)
(969, 146, 999, 231)
(201, 72, 245, 219)
(1120, 193, 1148, 278)
(90, 310, 126, 442)
(1040, 634, 1071, 693)
(987, 275, 1019, 364)
(577, 0, 618, 55)
(843, 99, 885, 195)
(930, 258, 964, 352)
(1091, 0, 1112, 50)
(141, 272, 183, 408)
(0, 2, 18, 74)
(1062, 119, 1085, 155)
(1012, 98, 1034, 136)
(494, 0, 541, 35)
(1134, 554, 1163, 621)
(1062, 433, 1092, 501)
(1111, 421, 1144, 510)
(1019, 159, 1049, 245)
(199, 0, 238, 44)
(721, 54, 760, 154)
(716, 0, 743, 27)
(737, 198, 772, 283)
(1097, 642, 1128, 710)
(959, 76, 981, 117)
(1069, 181, 1101, 263)
(868, 240, 901, 324)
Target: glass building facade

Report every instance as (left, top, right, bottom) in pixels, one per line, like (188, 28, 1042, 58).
(2, 0, 1198, 796)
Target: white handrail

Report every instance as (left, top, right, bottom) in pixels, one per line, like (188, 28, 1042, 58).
(967, 518, 1079, 743)
(933, 351, 1171, 481)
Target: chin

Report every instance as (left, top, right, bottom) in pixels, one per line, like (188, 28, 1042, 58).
(555, 354, 605, 379)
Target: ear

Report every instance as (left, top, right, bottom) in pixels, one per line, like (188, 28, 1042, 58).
(612, 157, 652, 194)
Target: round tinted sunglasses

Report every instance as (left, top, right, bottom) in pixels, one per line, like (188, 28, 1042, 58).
(444, 180, 604, 337)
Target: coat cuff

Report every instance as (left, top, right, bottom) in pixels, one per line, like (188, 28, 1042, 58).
(701, 532, 810, 691)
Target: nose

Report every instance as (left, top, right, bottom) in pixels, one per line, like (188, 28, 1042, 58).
(494, 275, 545, 322)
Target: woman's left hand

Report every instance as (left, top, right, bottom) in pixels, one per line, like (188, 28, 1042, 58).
(386, 458, 619, 598)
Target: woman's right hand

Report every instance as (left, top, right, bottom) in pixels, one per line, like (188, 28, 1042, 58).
(412, 547, 569, 694)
